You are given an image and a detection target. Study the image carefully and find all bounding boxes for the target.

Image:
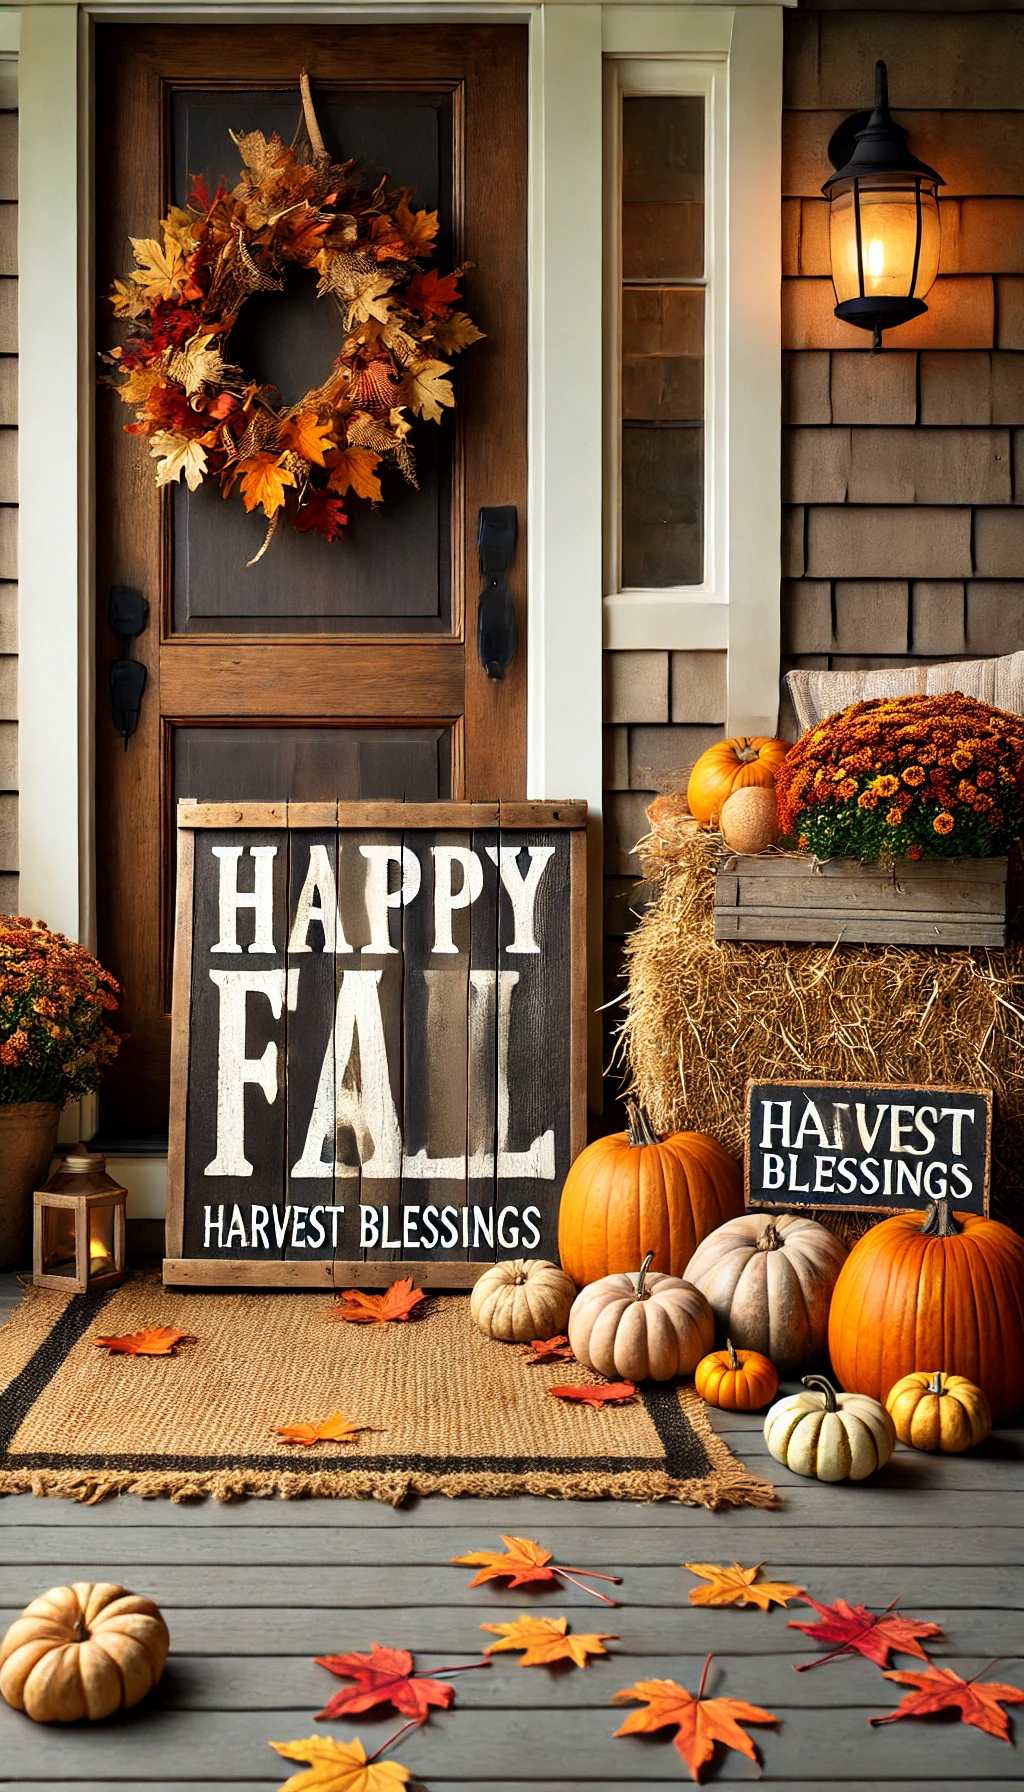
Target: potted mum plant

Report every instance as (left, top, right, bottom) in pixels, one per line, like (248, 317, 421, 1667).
(0, 918, 120, 1268)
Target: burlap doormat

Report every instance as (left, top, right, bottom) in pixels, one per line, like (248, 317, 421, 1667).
(0, 1275, 776, 1510)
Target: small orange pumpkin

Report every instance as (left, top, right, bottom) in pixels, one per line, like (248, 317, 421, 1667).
(557, 1104, 743, 1287)
(687, 735, 790, 827)
(695, 1338, 780, 1412)
(885, 1370, 992, 1454)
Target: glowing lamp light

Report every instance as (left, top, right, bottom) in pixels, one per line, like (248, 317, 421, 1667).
(823, 61, 943, 351)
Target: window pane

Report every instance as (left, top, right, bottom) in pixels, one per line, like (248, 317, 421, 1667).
(622, 287, 703, 423)
(622, 95, 704, 280)
(621, 426, 703, 588)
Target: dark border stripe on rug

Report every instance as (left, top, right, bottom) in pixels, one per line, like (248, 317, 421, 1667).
(0, 1449, 669, 1474)
(0, 1287, 119, 1457)
(641, 1384, 713, 1481)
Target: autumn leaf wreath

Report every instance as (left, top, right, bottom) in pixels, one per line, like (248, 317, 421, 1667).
(104, 72, 483, 563)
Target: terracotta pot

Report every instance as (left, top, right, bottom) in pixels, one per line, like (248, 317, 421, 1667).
(0, 1103, 60, 1269)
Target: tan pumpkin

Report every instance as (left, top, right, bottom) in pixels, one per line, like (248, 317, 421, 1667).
(684, 1211, 847, 1373)
(686, 735, 790, 827)
(694, 1339, 779, 1412)
(470, 1258, 576, 1342)
(0, 1582, 169, 1723)
(885, 1370, 992, 1455)
(719, 786, 779, 855)
(557, 1104, 743, 1286)
(568, 1251, 714, 1383)
(763, 1374, 895, 1483)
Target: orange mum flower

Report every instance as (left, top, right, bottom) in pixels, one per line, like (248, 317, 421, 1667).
(933, 811, 955, 835)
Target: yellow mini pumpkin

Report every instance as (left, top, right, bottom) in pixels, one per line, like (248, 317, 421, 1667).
(568, 1251, 714, 1383)
(695, 1339, 780, 1412)
(885, 1370, 992, 1454)
(470, 1258, 576, 1342)
(763, 1374, 895, 1483)
(0, 1582, 169, 1723)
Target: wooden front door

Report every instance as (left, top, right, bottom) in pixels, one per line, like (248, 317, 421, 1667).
(94, 24, 528, 1146)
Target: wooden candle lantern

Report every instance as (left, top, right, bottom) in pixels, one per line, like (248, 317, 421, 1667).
(33, 1147, 127, 1292)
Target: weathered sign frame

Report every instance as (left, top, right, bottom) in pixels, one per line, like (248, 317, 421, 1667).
(164, 799, 587, 1288)
(744, 1078, 992, 1219)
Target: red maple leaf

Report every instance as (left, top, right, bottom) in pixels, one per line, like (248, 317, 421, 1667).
(524, 1335, 573, 1364)
(789, 1597, 944, 1671)
(550, 1381, 637, 1407)
(870, 1664, 1024, 1741)
(406, 268, 461, 319)
(314, 1642, 476, 1725)
(293, 490, 349, 543)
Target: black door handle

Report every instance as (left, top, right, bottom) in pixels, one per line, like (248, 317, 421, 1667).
(477, 506, 517, 681)
(108, 586, 149, 750)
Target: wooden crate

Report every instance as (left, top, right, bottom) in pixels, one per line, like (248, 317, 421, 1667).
(714, 852, 1015, 947)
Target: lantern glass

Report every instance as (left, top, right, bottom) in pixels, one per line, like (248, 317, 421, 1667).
(40, 1205, 78, 1278)
(89, 1207, 116, 1275)
(828, 174, 940, 306)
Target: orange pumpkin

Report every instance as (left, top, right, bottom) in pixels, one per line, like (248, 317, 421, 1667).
(686, 736, 790, 827)
(557, 1104, 743, 1286)
(828, 1197, 1024, 1423)
(695, 1339, 779, 1412)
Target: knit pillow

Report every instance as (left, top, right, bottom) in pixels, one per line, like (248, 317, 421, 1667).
(784, 652, 1024, 734)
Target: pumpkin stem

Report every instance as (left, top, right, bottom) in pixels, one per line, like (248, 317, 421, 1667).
(726, 1338, 741, 1371)
(921, 1196, 960, 1237)
(927, 1370, 946, 1397)
(756, 1219, 782, 1253)
(626, 1102, 660, 1148)
(802, 1373, 840, 1413)
(735, 741, 759, 764)
(635, 1250, 656, 1300)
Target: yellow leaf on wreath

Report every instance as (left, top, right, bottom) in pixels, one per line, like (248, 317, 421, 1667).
(282, 413, 336, 467)
(432, 311, 486, 355)
(149, 431, 208, 493)
(346, 274, 396, 329)
(405, 359, 454, 426)
(171, 333, 229, 397)
(270, 1734, 410, 1792)
(238, 453, 297, 519)
(161, 205, 198, 251)
(329, 448, 383, 503)
(110, 278, 150, 320)
(684, 1561, 805, 1612)
(129, 235, 190, 303)
(395, 192, 439, 254)
(116, 365, 164, 407)
(481, 1615, 616, 1669)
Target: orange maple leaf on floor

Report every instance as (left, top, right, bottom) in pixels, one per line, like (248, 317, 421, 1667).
(314, 1642, 483, 1724)
(94, 1327, 195, 1357)
(524, 1335, 573, 1364)
(481, 1615, 616, 1669)
(452, 1534, 620, 1605)
(274, 1411, 374, 1448)
(549, 1381, 637, 1407)
(270, 1734, 410, 1792)
(334, 1278, 426, 1324)
(684, 1562, 804, 1612)
(870, 1665, 1024, 1741)
(613, 1654, 779, 1784)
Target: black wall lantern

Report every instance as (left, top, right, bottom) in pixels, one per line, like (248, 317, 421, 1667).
(823, 61, 943, 351)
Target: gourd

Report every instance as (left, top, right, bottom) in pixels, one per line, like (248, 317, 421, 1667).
(683, 1211, 847, 1373)
(557, 1105, 743, 1287)
(885, 1370, 992, 1455)
(568, 1251, 714, 1383)
(470, 1259, 576, 1343)
(694, 1339, 779, 1412)
(686, 736, 790, 827)
(719, 787, 779, 856)
(763, 1374, 895, 1482)
(0, 1582, 170, 1723)
(828, 1196, 1024, 1422)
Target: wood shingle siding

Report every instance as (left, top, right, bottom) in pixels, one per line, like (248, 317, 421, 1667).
(0, 72, 15, 909)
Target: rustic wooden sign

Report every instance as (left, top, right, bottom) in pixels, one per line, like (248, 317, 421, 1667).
(745, 1080, 991, 1218)
(164, 800, 587, 1288)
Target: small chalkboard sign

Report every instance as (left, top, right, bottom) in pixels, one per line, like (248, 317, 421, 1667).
(745, 1080, 991, 1217)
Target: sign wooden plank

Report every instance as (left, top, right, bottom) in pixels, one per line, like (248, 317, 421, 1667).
(164, 800, 587, 1287)
(745, 1079, 992, 1218)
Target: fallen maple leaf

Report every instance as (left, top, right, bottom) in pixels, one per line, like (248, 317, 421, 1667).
(550, 1381, 637, 1406)
(789, 1596, 944, 1671)
(334, 1278, 426, 1324)
(613, 1654, 779, 1784)
(270, 1734, 409, 1791)
(95, 1327, 195, 1357)
(684, 1561, 804, 1612)
(524, 1335, 573, 1364)
(314, 1642, 482, 1724)
(274, 1411, 373, 1448)
(870, 1664, 1024, 1741)
(452, 1534, 620, 1605)
(482, 1614, 616, 1668)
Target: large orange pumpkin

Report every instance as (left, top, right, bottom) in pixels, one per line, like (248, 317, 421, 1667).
(828, 1197, 1024, 1423)
(687, 735, 790, 826)
(557, 1105, 743, 1286)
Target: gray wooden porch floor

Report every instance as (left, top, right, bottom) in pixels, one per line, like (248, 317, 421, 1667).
(0, 1277, 1021, 1788)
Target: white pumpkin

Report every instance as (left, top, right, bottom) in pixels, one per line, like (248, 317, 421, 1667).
(470, 1258, 576, 1342)
(568, 1251, 714, 1382)
(763, 1374, 895, 1482)
(683, 1211, 847, 1372)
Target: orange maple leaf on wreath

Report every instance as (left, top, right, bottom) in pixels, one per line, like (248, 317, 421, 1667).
(869, 1664, 1024, 1742)
(394, 191, 439, 254)
(281, 411, 335, 466)
(328, 447, 383, 503)
(94, 1327, 195, 1357)
(333, 1278, 426, 1324)
(406, 268, 461, 320)
(481, 1615, 616, 1669)
(613, 1654, 779, 1784)
(314, 1641, 487, 1724)
(274, 1411, 376, 1448)
(237, 452, 297, 519)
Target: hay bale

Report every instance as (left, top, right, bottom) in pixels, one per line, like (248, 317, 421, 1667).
(616, 823, 1024, 1232)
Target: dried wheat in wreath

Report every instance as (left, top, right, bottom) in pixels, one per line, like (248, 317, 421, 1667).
(104, 71, 483, 563)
